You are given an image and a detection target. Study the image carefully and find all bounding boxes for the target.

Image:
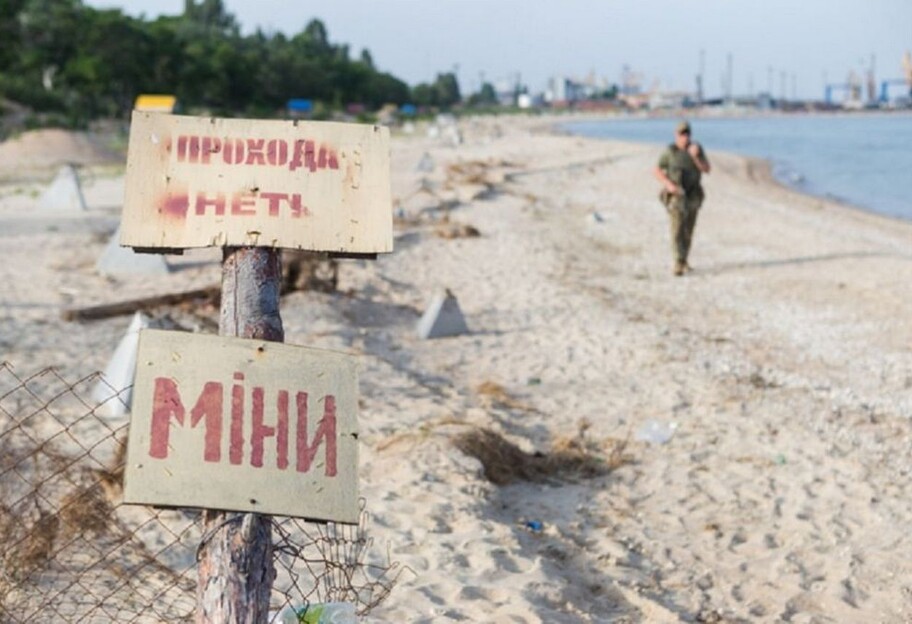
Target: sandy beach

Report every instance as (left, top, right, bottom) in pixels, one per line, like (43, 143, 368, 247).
(2, 114, 912, 622)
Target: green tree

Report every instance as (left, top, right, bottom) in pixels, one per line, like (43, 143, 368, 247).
(411, 72, 462, 109)
(468, 82, 498, 107)
(17, 0, 84, 79)
(183, 0, 237, 34)
(0, 0, 27, 70)
(433, 72, 461, 107)
(0, 1, 440, 121)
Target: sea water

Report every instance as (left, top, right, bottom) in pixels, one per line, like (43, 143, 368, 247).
(563, 114, 912, 221)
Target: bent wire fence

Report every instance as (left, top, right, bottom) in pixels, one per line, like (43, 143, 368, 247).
(0, 362, 399, 623)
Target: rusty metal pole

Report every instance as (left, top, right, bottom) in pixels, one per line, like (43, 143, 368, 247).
(196, 247, 282, 623)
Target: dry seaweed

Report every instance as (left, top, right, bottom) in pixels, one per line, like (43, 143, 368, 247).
(453, 424, 630, 486)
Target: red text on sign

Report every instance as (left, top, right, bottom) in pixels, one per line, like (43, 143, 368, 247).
(158, 190, 310, 219)
(148, 374, 338, 476)
(174, 135, 340, 172)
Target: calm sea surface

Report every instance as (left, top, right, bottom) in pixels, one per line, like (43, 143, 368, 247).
(564, 114, 912, 221)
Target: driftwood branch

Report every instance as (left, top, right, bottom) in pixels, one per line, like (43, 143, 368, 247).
(63, 253, 340, 323)
(62, 286, 220, 321)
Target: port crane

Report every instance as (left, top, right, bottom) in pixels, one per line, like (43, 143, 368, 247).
(877, 51, 912, 104)
(824, 70, 862, 106)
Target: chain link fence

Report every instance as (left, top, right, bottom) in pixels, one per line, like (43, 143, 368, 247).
(0, 362, 399, 623)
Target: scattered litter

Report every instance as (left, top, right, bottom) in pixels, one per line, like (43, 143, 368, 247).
(416, 152, 435, 173)
(434, 222, 480, 239)
(281, 251, 338, 293)
(443, 125, 463, 147)
(276, 601, 357, 623)
(635, 420, 678, 445)
(527, 377, 542, 386)
(476, 381, 533, 412)
(524, 520, 544, 533)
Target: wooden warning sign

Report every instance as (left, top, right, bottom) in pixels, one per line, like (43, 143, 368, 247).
(123, 329, 360, 523)
(121, 112, 392, 253)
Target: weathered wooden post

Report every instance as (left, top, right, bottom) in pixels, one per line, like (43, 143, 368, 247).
(118, 112, 392, 624)
(196, 247, 283, 623)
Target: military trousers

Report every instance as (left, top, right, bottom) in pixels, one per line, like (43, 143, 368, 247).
(661, 188, 704, 265)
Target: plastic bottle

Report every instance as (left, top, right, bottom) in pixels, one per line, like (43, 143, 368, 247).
(280, 602, 357, 624)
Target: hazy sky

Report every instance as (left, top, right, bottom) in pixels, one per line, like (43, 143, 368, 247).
(84, 0, 911, 100)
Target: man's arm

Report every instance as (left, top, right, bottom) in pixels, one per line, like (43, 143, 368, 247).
(688, 143, 711, 174)
(654, 152, 681, 194)
(653, 166, 681, 194)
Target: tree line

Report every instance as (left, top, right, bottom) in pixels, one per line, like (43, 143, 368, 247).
(0, 0, 462, 126)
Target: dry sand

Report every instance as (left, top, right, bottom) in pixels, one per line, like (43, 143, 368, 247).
(1, 116, 911, 623)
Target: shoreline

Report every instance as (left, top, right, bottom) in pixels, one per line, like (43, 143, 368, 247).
(372, 118, 912, 620)
(555, 113, 911, 225)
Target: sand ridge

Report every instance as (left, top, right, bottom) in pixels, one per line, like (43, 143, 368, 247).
(0, 128, 122, 182)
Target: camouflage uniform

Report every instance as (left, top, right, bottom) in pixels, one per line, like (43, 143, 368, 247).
(657, 142, 708, 268)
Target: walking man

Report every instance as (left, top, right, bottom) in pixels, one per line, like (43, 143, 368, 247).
(653, 120, 711, 276)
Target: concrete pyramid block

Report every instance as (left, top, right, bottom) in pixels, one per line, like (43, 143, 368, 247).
(39, 164, 86, 211)
(96, 225, 170, 276)
(416, 152, 436, 173)
(417, 289, 469, 339)
(91, 311, 149, 417)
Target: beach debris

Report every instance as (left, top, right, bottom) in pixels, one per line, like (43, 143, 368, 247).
(374, 416, 467, 452)
(476, 381, 536, 412)
(60, 476, 115, 536)
(416, 288, 469, 339)
(394, 177, 459, 218)
(442, 159, 517, 204)
(434, 221, 481, 239)
(418, 177, 440, 196)
(443, 125, 463, 147)
(416, 151, 435, 173)
(454, 184, 489, 204)
(445, 159, 511, 187)
(425, 114, 461, 146)
(746, 370, 780, 390)
(96, 225, 171, 276)
(452, 424, 628, 485)
(91, 311, 150, 417)
(282, 250, 338, 294)
(392, 206, 423, 228)
(524, 520, 544, 533)
(635, 419, 678, 445)
(527, 377, 542, 386)
(277, 601, 357, 623)
(64, 256, 329, 321)
(587, 211, 607, 224)
(62, 285, 220, 321)
(39, 164, 86, 211)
